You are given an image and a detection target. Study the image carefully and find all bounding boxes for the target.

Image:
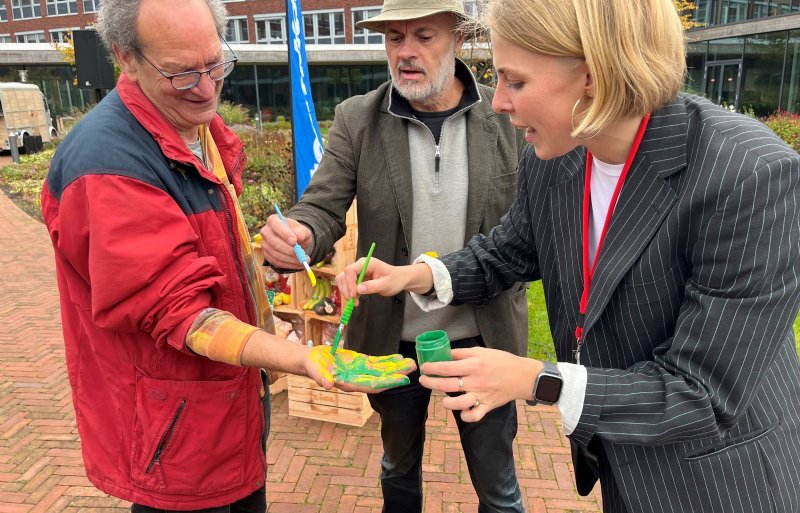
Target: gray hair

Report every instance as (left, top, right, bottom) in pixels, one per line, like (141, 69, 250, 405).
(96, 0, 228, 54)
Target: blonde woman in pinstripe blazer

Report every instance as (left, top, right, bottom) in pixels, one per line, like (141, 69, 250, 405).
(336, 0, 800, 511)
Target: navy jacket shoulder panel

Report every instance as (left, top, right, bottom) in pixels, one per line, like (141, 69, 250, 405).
(46, 90, 220, 215)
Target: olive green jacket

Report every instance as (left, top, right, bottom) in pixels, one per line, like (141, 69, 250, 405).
(290, 62, 528, 356)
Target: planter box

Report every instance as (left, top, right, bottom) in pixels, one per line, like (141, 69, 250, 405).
(287, 374, 373, 427)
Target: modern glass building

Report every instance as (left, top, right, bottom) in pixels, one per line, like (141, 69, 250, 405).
(0, 0, 481, 121)
(686, 0, 800, 115)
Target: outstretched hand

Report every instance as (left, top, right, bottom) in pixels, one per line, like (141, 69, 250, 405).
(307, 345, 416, 393)
(335, 257, 433, 304)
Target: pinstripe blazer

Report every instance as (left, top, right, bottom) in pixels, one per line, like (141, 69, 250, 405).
(441, 94, 800, 513)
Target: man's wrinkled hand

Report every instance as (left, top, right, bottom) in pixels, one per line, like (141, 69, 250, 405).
(308, 345, 415, 393)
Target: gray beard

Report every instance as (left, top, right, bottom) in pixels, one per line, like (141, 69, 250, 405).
(391, 49, 456, 105)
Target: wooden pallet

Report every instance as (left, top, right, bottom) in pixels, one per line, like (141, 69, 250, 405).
(287, 374, 373, 427)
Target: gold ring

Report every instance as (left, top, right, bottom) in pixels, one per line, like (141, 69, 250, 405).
(458, 377, 464, 392)
(473, 399, 480, 408)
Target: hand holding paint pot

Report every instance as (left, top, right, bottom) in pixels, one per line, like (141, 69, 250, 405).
(415, 330, 453, 376)
(307, 345, 416, 392)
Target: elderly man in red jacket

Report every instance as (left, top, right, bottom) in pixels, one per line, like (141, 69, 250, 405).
(40, 1, 413, 512)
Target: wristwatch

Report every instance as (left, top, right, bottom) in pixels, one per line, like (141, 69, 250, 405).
(526, 361, 563, 406)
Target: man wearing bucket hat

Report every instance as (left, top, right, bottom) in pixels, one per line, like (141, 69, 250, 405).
(261, 1, 528, 512)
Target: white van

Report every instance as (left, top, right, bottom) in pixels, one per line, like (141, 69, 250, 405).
(0, 82, 57, 153)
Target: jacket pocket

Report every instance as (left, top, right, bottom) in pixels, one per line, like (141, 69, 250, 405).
(492, 170, 519, 191)
(681, 420, 780, 513)
(129, 370, 248, 494)
(682, 418, 779, 461)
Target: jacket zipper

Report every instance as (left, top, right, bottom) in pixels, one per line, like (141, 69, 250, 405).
(434, 145, 441, 190)
(146, 400, 186, 474)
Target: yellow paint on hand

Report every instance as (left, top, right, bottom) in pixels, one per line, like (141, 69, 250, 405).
(308, 345, 415, 390)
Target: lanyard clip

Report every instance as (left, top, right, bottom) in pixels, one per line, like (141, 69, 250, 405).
(574, 314, 586, 365)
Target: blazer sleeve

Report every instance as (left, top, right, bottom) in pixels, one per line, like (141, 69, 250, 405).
(570, 154, 800, 449)
(289, 102, 358, 264)
(440, 146, 542, 305)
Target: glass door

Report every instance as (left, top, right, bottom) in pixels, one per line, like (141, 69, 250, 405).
(705, 61, 742, 110)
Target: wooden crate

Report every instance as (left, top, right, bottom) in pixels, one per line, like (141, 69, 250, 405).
(330, 200, 358, 273)
(287, 374, 373, 427)
(257, 200, 370, 425)
(268, 372, 287, 395)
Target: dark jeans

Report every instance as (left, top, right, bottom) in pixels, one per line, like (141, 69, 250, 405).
(132, 372, 271, 513)
(368, 337, 524, 513)
(130, 486, 266, 513)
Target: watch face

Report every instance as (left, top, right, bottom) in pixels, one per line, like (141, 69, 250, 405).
(535, 375, 563, 403)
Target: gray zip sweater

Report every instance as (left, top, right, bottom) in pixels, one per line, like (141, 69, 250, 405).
(388, 63, 481, 342)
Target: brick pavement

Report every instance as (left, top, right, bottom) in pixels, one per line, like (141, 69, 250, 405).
(0, 188, 602, 513)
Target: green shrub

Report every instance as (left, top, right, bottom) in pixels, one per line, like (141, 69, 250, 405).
(763, 111, 800, 153)
(0, 155, 50, 221)
(239, 181, 285, 234)
(217, 101, 251, 126)
(235, 126, 296, 234)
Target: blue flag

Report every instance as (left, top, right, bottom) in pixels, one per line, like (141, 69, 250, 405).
(287, 0, 324, 199)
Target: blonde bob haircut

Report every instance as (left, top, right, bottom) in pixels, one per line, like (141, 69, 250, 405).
(481, 0, 686, 138)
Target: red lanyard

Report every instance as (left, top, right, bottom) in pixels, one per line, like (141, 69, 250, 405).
(573, 113, 651, 365)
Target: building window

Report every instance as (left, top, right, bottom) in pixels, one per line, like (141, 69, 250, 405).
(782, 29, 800, 113)
(303, 10, 345, 45)
(352, 7, 383, 44)
(685, 41, 708, 96)
(0, 35, 11, 43)
(50, 28, 76, 43)
(225, 17, 249, 43)
(16, 31, 46, 43)
(11, 0, 41, 20)
(255, 16, 286, 45)
(82, 0, 99, 13)
(46, 0, 77, 16)
(0, 2, 6, 21)
(464, 0, 480, 17)
(741, 31, 786, 116)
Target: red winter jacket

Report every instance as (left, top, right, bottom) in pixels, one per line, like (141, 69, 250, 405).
(41, 75, 267, 510)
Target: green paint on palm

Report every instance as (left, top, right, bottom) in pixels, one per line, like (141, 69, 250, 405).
(333, 354, 409, 389)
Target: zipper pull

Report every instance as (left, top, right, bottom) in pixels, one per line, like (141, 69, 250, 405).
(434, 145, 441, 174)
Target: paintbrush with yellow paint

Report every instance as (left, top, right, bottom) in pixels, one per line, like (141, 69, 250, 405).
(273, 204, 316, 287)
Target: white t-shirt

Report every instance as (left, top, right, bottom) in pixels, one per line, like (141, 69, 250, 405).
(589, 157, 625, 264)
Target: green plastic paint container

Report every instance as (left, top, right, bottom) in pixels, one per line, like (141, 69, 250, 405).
(415, 330, 452, 375)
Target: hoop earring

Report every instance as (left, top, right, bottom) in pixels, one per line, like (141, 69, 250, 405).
(571, 96, 596, 140)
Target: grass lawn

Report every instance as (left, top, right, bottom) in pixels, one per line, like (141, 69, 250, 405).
(527, 282, 800, 361)
(796, 315, 800, 356)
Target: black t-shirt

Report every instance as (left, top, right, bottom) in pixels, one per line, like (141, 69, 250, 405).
(410, 94, 469, 145)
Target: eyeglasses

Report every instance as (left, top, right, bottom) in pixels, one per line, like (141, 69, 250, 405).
(137, 39, 239, 91)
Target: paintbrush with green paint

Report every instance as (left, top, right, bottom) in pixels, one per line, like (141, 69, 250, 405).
(330, 241, 375, 354)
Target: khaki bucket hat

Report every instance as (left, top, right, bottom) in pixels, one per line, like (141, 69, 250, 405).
(356, 0, 470, 34)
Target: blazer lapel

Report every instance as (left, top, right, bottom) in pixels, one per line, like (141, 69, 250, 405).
(379, 95, 414, 249)
(464, 107, 497, 242)
(550, 149, 586, 341)
(583, 99, 688, 335)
